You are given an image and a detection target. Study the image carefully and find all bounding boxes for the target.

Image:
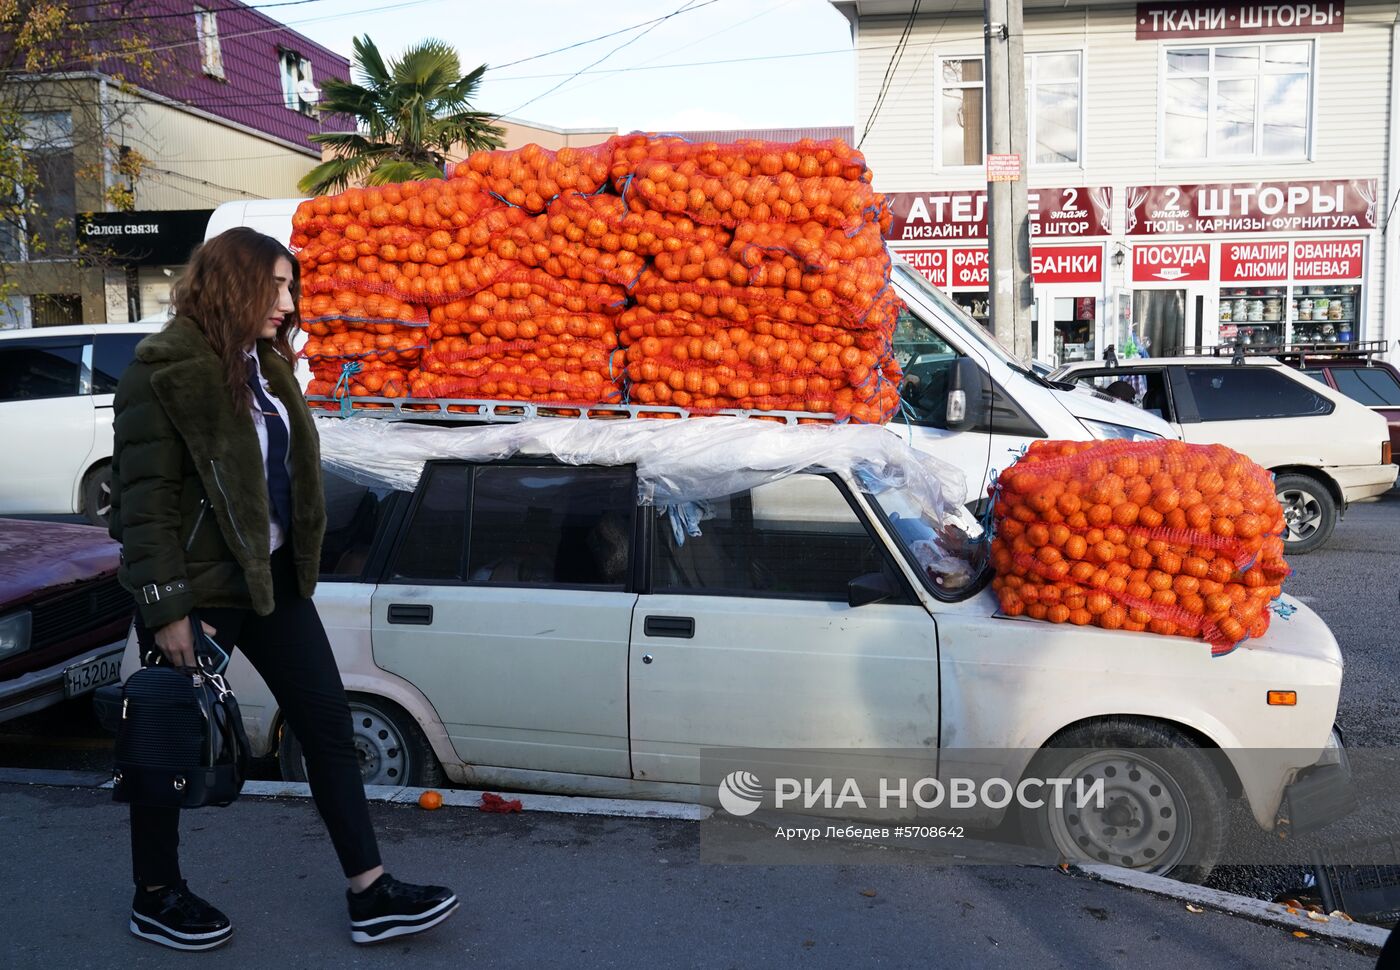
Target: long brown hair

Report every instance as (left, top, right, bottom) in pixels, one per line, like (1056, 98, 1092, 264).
(171, 227, 300, 409)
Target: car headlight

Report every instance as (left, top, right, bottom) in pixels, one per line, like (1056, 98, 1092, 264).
(0, 611, 31, 660)
(1080, 419, 1163, 442)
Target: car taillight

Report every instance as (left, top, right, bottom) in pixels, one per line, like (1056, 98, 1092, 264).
(1385, 441, 1393, 465)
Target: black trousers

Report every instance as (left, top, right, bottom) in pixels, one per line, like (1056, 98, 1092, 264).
(129, 546, 382, 887)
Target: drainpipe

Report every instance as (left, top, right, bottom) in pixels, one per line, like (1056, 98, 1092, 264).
(1385, 8, 1400, 360)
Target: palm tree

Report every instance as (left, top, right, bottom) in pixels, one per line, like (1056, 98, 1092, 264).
(299, 35, 504, 195)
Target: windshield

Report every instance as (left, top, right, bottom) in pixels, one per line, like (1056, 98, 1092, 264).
(891, 260, 1024, 371)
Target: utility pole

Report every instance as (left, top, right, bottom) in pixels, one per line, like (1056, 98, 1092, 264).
(983, 0, 1034, 362)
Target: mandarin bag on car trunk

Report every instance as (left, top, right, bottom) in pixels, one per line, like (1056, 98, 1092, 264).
(112, 619, 250, 808)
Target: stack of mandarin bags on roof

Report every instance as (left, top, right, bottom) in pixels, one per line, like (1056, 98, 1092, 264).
(989, 439, 1291, 655)
(290, 134, 899, 421)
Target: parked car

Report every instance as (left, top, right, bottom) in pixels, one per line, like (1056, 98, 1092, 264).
(1051, 355, 1397, 553)
(0, 518, 130, 723)
(0, 323, 160, 524)
(1293, 354, 1400, 466)
(97, 417, 1348, 882)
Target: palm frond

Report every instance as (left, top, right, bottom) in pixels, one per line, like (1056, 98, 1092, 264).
(365, 160, 447, 185)
(299, 153, 379, 196)
(351, 35, 391, 91)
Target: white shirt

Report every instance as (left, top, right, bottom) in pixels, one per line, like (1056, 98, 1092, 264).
(245, 349, 294, 553)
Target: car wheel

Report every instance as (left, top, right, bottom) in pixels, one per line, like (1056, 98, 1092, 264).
(278, 695, 444, 788)
(82, 464, 113, 526)
(1274, 473, 1336, 555)
(1024, 718, 1228, 884)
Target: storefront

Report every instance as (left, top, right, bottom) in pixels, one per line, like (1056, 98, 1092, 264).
(885, 187, 1113, 365)
(77, 209, 213, 322)
(1124, 179, 1376, 354)
(839, 0, 1396, 364)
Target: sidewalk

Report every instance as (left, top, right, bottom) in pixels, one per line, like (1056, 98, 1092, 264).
(1, 782, 1379, 969)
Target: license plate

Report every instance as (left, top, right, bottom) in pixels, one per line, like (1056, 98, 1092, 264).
(63, 654, 123, 698)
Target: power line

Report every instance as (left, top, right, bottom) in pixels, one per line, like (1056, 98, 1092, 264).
(490, 0, 725, 72)
(492, 0, 718, 121)
(80, 0, 338, 26)
(859, 0, 920, 149)
(143, 165, 269, 199)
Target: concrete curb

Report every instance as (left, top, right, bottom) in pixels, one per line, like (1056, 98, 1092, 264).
(1074, 863, 1389, 952)
(0, 766, 712, 822)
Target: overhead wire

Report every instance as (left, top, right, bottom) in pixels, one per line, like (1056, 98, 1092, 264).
(858, 0, 921, 149)
(492, 0, 716, 121)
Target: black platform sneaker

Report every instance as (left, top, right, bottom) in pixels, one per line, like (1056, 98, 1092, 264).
(130, 882, 232, 950)
(347, 873, 458, 945)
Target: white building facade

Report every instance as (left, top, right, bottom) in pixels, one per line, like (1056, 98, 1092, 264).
(833, 0, 1397, 365)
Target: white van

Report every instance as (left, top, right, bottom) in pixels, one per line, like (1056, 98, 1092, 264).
(0, 322, 160, 523)
(206, 199, 1174, 508)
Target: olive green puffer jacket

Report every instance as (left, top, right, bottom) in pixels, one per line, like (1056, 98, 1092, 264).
(109, 316, 326, 629)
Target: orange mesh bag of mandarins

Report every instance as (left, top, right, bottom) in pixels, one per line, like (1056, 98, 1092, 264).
(989, 439, 1291, 656)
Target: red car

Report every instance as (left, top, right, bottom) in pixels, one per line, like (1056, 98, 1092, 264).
(0, 518, 131, 724)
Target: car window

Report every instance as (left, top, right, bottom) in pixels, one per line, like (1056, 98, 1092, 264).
(653, 474, 905, 602)
(1184, 366, 1334, 421)
(893, 303, 1042, 436)
(391, 462, 635, 588)
(0, 340, 85, 402)
(320, 467, 393, 580)
(1328, 367, 1400, 407)
(391, 464, 470, 582)
(1068, 369, 1173, 421)
(466, 466, 634, 588)
(92, 332, 145, 394)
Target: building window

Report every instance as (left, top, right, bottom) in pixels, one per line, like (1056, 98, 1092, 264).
(1027, 52, 1081, 164)
(279, 49, 318, 115)
(194, 7, 224, 80)
(1163, 43, 1312, 161)
(938, 53, 1083, 168)
(940, 58, 984, 167)
(0, 112, 75, 260)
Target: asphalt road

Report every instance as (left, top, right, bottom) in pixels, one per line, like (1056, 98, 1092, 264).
(4, 487, 1399, 913)
(0, 784, 1377, 969)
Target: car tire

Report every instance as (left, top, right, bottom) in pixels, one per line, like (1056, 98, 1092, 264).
(82, 463, 113, 526)
(1274, 473, 1336, 555)
(1022, 717, 1228, 885)
(278, 695, 445, 789)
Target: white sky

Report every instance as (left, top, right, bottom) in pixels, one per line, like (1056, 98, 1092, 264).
(280, 0, 856, 132)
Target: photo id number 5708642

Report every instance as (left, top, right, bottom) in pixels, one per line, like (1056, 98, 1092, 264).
(895, 826, 965, 839)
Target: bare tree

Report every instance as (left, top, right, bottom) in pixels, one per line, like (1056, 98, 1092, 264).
(0, 1, 185, 304)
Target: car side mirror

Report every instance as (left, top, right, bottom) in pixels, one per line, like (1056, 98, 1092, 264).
(849, 571, 898, 608)
(946, 357, 988, 432)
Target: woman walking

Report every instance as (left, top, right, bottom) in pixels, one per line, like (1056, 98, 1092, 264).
(110, 227, 457, 950)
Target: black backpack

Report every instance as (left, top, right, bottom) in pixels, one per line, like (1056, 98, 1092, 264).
(113, 651, 250, 809)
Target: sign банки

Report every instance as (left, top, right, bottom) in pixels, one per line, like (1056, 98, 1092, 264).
(886, 186, 1112, 241)
(1124, 179, 1377, 236)
(1135, 2, 1344, 40)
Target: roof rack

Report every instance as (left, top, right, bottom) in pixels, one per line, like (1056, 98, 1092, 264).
(305, 396, 838, 425)
(1183, 340, 1390, 363)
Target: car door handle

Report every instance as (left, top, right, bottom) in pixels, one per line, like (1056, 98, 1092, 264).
(387, 604, 433, 625)
(644, 615, 694, 639)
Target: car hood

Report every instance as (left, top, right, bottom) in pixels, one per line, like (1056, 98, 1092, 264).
(1053, 383, 1179, 438)
(0, 519, 121, 607)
